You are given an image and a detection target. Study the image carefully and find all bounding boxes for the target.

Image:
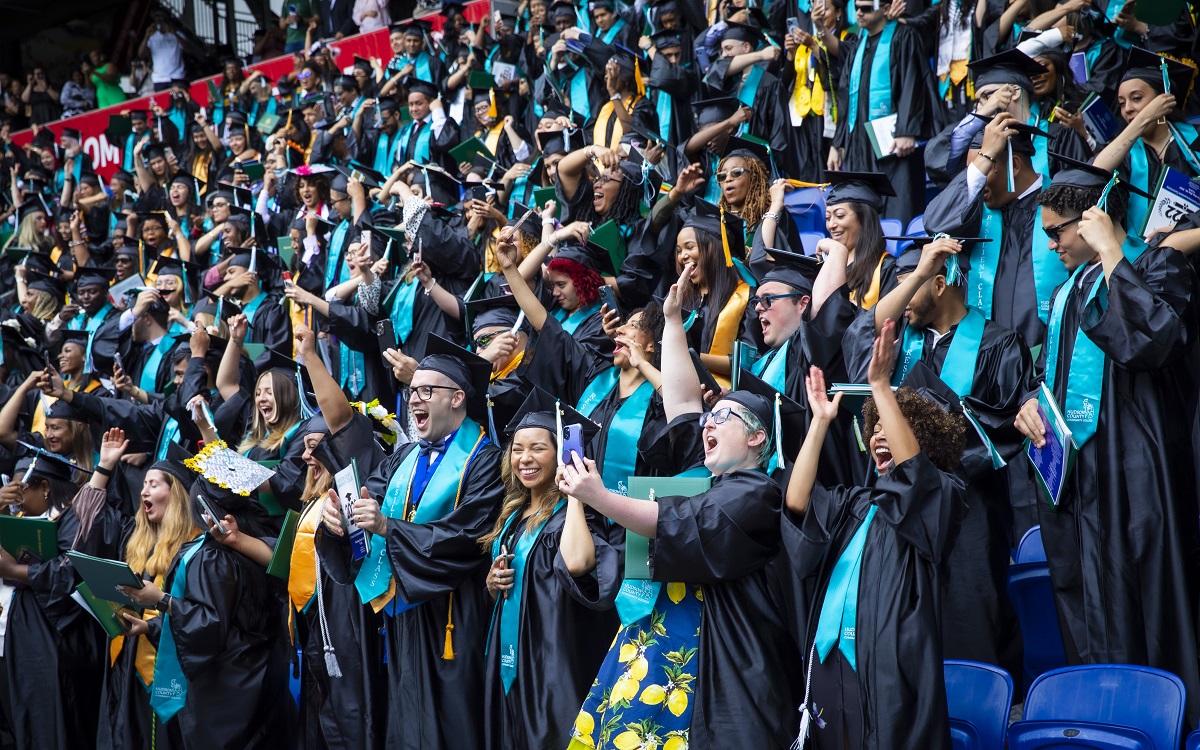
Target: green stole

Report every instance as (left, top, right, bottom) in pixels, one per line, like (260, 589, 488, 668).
(148, 534, 206, 720)
(846, 21, 896, 132)
(353, 420, 488, 609)
(976, 202, 1064, 323)
(892, 307, 984, 396)
(487, 499, 567, 693)
(552, 301, 601, 335)
(576, 369, 654, 496)
(1044, 237, 1147, 446)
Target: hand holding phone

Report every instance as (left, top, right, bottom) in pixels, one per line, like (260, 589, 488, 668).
(560, 423, 584, 466)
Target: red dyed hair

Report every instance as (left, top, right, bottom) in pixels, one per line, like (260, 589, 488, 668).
(546, 257, 603, 307)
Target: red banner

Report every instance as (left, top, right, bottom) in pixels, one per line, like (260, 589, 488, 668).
(11, 2, 486, 181)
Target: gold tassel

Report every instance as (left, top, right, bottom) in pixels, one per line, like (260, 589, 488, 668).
(442, 593, 456, 660)
(487, 89, 498, 120)
(719, 207, 733, 268)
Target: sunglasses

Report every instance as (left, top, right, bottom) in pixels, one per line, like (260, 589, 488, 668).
(751, 292, 805, 310)
(1043, 215, 1081, 242)
(298, 71, 313, 80)
(474, 332, 498, 350)
(716, 167, 749, 183)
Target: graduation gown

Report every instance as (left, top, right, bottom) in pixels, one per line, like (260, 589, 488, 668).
(354, 438, 505, 749)
(243, 290, 293, 355)
(647, 57, 699, 176)
(783, 453, 963, 749)
(1036, 250, 1200, 726)
(844, 313, 1033, 683)
(482, 506, 621, 750)
(145, 536, 294, 749)
(833, 24, 933, 224)
(650, 470, 802, 748)
(924, 171, 1046, 349)
(5, 503, 126, 750)
(117, 334, 184, 396)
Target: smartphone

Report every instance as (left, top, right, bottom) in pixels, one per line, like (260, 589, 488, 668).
(786, 16, 801, 33)
(413, 238, 423, 266)
(560, 423, 584, 466)
(197, 494, 228, 534)
(377, 319, 397, 354)
(360, 229, 372, 251)
(113, 351, 124, 373)
(689, 348, 722, 396)
(597, 284, 619, 316)
(467, 185, 489, 203)
(164, 146, 175, 162)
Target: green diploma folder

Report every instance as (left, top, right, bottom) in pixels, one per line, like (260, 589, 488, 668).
(66, 551, 145, 609)
(0, 516, 58, 563)
(623, 476, 712, 580)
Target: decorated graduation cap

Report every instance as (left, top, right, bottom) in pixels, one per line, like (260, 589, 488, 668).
(824, 171, 895, 212)
(1122, 46, 1197, 108)
(14, 441, 90, 483)
(684, 198, 747, 268)
(968, 49, 1047, 91)
(505, 386, 601, 453)
(417, 334, 493, 423)
(1047, 152, 1154, 199)
(760, 248, 820, 294)
(465, 294, 522, 335)
(692, 96, 740, 128)
(892, 235, 984, 284)
(734, 369, 805, 468)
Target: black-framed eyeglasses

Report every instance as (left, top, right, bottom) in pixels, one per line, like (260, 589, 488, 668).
(331, 195, 350, 205)
(210, 200, 229, 209)
(716, 167, 749, 183)
(699, 407, 748, 429)
(751, 292, 805, 310)
(401, 384, 460, 402)
(1043, 215, 1081, 242)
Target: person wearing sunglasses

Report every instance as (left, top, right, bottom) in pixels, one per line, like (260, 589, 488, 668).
(1013, 159, 1200, 717)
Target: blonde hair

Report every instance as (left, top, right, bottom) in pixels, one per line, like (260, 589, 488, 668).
(124, 471, 202, 579)
(4, 213, 52, 254)
(300, 462, 334, 507)
(25, 289, 60, 321)
(237, 370, 302, 454)
(478, 437, 563, 550)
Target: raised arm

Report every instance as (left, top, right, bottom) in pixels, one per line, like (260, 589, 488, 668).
(217, 314, 247, 401)
(786, 366, 842, 514)
(496, 226, 550, 331)
(872, 237, 960, 332)
(1092, 93, 1176, 172)
(660, 263, 704, 420)
(295, 325, 353, 434)
(810, 238, 849, 316)
(0, 371, 41, 449)
(556, 145, 618, 209)
(867, 320, 919, 465)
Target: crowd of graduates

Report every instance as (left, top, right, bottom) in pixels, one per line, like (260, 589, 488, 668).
(0, 0, 1198, 747)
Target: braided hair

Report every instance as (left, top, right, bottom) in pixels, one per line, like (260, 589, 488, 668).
(718, 155, 771, 229)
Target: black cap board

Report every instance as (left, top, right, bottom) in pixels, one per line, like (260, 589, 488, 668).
(505, 386, 601, 447)
(417, 334, 493, 422)
(1047, 152, 1154, 198)
(760, 248, 820, 293)
(968, 49, 1047, 91)
(824, 171, 895, 211)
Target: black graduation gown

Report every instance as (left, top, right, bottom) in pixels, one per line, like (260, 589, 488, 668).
(833, 25, 933, 224)
(5, 504, 126, 750)
(243, 290, 293, 354)
(354, 438, 505, 749)
(647, 56, 698, 176)
(844, 313, 1033, 683)
(117, 335, 185, 395)
(482, 507, 621, 750)
(922, 113, 1092, 189)
(783, 453, 963, 749)
(144, 537, 294, 749)
(924, 171, 1046, 349)
(650, 470, 802, 748)
(48, 307, 122, 377)
(1036, 251, 1200, 726)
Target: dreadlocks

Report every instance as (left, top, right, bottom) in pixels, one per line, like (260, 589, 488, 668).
(718, 155, 771, 230)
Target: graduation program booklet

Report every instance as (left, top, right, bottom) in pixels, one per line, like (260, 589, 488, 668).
(866, 114, 898, 161)
(0, 516, 57, 564)
(266, 509, 300, 580)
(72, 582, 136, 639)
(1079, 92, 1120, 144)
(624, 476, 713, 580)
(335, 460, 371, 561)
(1141, 166, 1200, 240)
(1025, 383, 1077, 509)
(66, 551, 145, 608)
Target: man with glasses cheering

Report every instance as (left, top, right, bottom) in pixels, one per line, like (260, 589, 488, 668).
(323, 333, 503, 749)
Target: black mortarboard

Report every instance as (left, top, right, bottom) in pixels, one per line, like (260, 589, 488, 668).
(536, 127, 584, 155)
(505, 386, 601, 446)
(968, 49, 1047, 91)
(129, 110, 150, 122)
(149, 442, 196, 487)
(337, 161, 384, 189)
(824, 171, 895, 211)
(722, 21, 762, 46)
(216, 182, 254, 209)
(59, 328, 91, 350)
(720, 389, 774, 437)
(760, 248, 820, 293)
(15, 442, 88, 482)
(61, 128, 81, 142)
(73, 265, 117, 289)
(557, 241, 616, 277)
(1122, 47, 1197, 108)
(142, 142, 167, 161)
(417, 334, 493, 422)
(18, 195, 51, 221)
(375, 96, 402, 114)
(42, 397, 87, 424)
(732, 369, 805, 464)
(692, 96, 740, 127)
(404, 77, 439, 99)
(722, 135, 771, 166)
(26, 268, 66, 298)
(353, 55, 372, 73)
(683, 199, 746, 261)
(334, 74, 359, 91)
(465, 294, 522, 335)
(550, 0, 577, 19)
(892, 237, 983, 281)
(1047, 152, 1154, 198)
(391, 18, 431, 36)
(649, 29, 684, 50)
(967, 114, 1048, 158)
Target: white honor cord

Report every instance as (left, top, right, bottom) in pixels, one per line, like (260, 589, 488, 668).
(792, 641, 818, 749)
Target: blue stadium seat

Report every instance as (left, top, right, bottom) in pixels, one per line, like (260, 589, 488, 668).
(1016, 526, 1046, 564)
(944, 660, 1013, 750)
(880, 218, 903, 255)
(799, 232, 826, 257)
(1186, 729, 1199, 750)
(1007, 563, 1067, 685)
(783, 187, 827, 234)
(1008, 664, 1187, 750)
(906, 213, 926, 237)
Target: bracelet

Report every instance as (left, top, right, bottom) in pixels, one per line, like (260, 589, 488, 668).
(68, 240, 85, 247)
(94, 465, 112, 477)
(977, 152, 995, 163)
(762, 211, 781, 222)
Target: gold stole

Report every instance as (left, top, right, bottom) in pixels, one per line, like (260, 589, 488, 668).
(849, 255, 886, 310)
(709, 280, 751, 389)
(592, 95, 641, 152)
(287, 498, 324, 611)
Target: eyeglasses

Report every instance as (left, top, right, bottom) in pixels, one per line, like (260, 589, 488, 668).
(715, 167, 749, 183)
(751, 292, 805, 310)
(401, 384, 460, 402)
(331, 195, 350, 205)
(210, 201, 229, 209)
(699, 407, 748, 429)
(594, 172, 623, 186)
(474, 332, 498, 350)
(298, 71, 313, 80)
(1043, 215, 1081, 242)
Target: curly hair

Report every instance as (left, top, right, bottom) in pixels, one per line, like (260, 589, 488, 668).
(626, 300, 665, 368)
(293, 173, 331, 208)
(861, 387, 967, 474)
(1038, 183, 1127, 231)
(546, 256, 603, 307)
(718, 154, 771, 229)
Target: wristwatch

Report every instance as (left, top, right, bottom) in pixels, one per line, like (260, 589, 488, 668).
(155, 594, 172, 613)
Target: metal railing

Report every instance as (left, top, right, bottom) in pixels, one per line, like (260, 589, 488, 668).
(156, 0, 259, 60)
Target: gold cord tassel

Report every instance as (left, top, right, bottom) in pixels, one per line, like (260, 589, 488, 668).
(442, 593, 456, 660)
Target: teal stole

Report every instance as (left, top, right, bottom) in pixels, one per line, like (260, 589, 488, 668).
(847, 21, 895, 132)
(387, 277, 420, 345)
(600, 18, 625, 44)
(815, 505, 878, 671)
(892, 308, 984, 396)
(1044, 237, 1147, 446)
(975, 203, 1063, 323)
(138, 335, 176, 394)
(68, 303, 113, 372)
(655, 89, 673, 143)
(397, 119, 433, 164)
(737, 64, 764, 108)
(1126, 124, 1200, 236)
(326, 220, 351, 289)
(250, 97, 277, 127)
(156, 418, 180, 461)
(576, 368, 654, 496)
(552, 301, 601, 335)
(487, 499, 567, 693)
(568, 66, 590, 120)
(703, 153, 721, 203)
(148, 535, 207, 720)
(404, 53, 432, 82)
(373, 130, 399, 175)
(240, 291, 267, 325)
(751, 339, 788, 392)
(354, 420, 488, 610)
(614, 466, 711, 625)
(1029, 105, 1050, 186)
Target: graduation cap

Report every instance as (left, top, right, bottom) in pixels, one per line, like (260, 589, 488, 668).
(215, 182, 253, 210)
(60, 127, 81, 143)
(649, 29, 684, 51)
(465, 294, 522, 335)
(171, 171, 206, 205)
(968, 49, 1047, 91)
(59, 328, 91, 351)
(967, 114, 1048, 158)
(535, 127, 585, 156)
(722, 21, 763, 47)
(722, 134, 771, 167)
(333, 74, 359, 92)
(692, 96, 740, 128)
(404, 77, 439, 99)
(760, 248, 820, 294)
(549, 0, 578, 20)
(148, 441, 196, 487)
(40, 396, 88, 424)
(417, 334, 493, 423)
(106, 113, 134, 141)
(152, 255, 199, 303)
(18, 195, 51, 221)
(891, 236, 984, 284)
(1122, 47, 1197, 108)
(824, 171, 895, 212)
(142, 142, 168, 161)
(1047, 152, 1154, 199)
(375, 97, 402, 115)
(336, 161, 385, 189)
(72, 265, 117, 289)
(14, 442, 90, 483)
(505, 387, 601, 459)
(684, 199, 746, 268)
(611, 45, 648, 96)
(227, 205, 271, 246)
(897, 360, 964, 416)
(197, 290, 242, 325)
(557, 241, 617, 277)
(411, 163, 464, 206)
(733, 369, 805, 468)
(352, 55, 373, 74)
